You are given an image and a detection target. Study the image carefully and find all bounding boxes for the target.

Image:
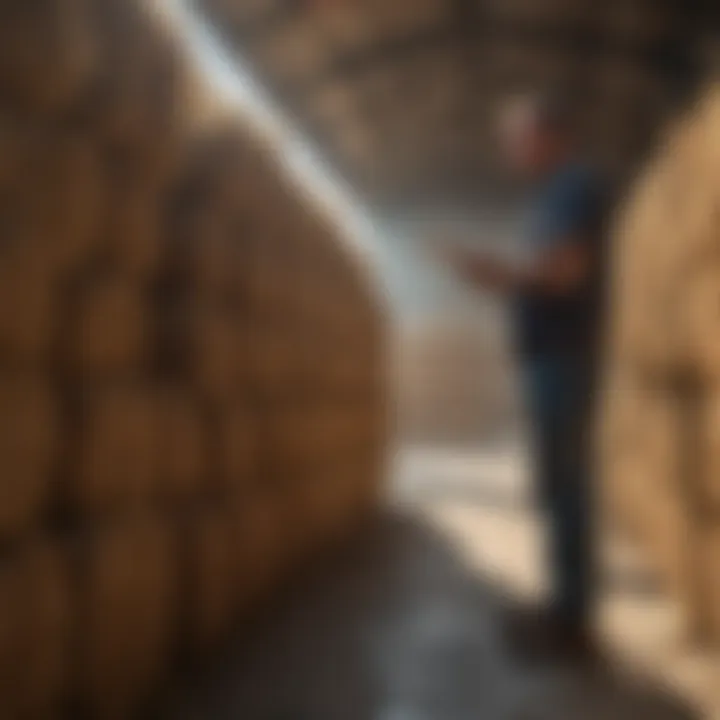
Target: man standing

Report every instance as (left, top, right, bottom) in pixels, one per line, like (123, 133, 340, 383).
(442, 93, 608, 661)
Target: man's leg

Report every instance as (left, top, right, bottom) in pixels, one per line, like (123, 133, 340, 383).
(513, 356, 596, 657)
(545, 468, 594, 628)
(542, 358, 596, 639)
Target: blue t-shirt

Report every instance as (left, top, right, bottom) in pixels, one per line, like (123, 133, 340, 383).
(514, 162, 607, 358)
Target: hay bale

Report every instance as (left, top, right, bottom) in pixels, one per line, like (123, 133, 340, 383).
(601, 378, 682, 481)
(74, 387, 156, 515)
(39, 135, 105, 273)
(179, 506, 238, 652)
(65, 275, 148, 377)
(156, 389, 209, 502)
(0, 119, 33, 193)
(2, 132, 105, 274)
(0, 541, 74, 717)
(181, 122, 288, 217)
(87, 0, 186, 149)
(192, 306, 248, 402)
(294, 469, 359, 542)
(249, 323, 302, 399)
(76, 516, 177, 719)
(260, 400, 384, 539)
(675, 262, 720, 383)
(104, 181, 166, 280)
(15, 542, 75, 718)
(332, 334, 383, 393)
(195, 215, 244, 300)
(0, 376, 58, 539)
(599, 374, 692, 569)
(231, 490, 290, 607)
(324, 348, 369, 393)
(608, 90, 720, 374)
(292, 449, 379, 547)
(603, 84, 720, 645)
(0, 0, 97, 115)
(262, 404, 313, 474)
(248, 242, 299, 320)
(0, 249, 57, 366)
(698, 389, 720, 508)
(0, 2, 390, 708)
(0, 559, 18, 713)
(182, 199, 252, 303)
(294, 333, 327, 392)
(99, 138, 182, 280)
(634, 482, 696, 611)
(261, 403, 348, 478)
(221, 405, 257, 489)
(604, 91, 720, 400)
(687, 525, 720, 644)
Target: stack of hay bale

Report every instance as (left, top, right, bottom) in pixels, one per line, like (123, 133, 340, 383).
(601, 86, 720, 646)
(0, 0, 387, 717)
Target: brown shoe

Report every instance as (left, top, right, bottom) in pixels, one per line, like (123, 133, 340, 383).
(502, 605, 602, 669)
(549, 621, 603, 668)
(501, 604, 556, 660)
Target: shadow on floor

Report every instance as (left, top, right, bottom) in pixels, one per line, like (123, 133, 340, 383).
(159, 511, 700, 720)
(403, 471, 662, 600)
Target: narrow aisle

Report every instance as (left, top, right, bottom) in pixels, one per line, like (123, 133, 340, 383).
(159, 447, 700, 720)
(399, 445, 719, 719)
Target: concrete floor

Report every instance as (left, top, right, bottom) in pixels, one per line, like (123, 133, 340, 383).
(160, 445, 717, 720)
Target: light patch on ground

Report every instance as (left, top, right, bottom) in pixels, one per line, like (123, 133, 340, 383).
(396, 445, 720, 719)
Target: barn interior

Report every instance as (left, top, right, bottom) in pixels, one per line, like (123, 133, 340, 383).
(1, 0, 720, 718)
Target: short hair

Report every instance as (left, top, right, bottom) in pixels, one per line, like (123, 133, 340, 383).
(532, 92, 577, 136)
(500, 90, 577, 138)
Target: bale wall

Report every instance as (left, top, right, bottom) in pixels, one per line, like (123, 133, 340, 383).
(601, 85, 720, 646)
(0, 0, 387, 716)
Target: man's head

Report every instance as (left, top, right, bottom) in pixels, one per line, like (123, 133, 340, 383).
(498, 92, 577, 179)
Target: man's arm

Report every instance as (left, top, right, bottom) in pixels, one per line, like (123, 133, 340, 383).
(517, 238, 592, 295)
(444, 238, 592, 297)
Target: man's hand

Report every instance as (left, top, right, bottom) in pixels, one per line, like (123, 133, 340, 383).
(436, 245, 473, 275)
(436, 245, 518, 293)
(436, 238, 592, 297)
(468, 254, 517, 290)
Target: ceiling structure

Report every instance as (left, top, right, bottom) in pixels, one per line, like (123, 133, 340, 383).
(196, 0, 719, 208)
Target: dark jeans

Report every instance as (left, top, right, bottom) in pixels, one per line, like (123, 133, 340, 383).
(522, 353, 596, 627)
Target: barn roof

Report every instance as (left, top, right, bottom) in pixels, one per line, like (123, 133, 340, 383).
(196, 0, 719, 208)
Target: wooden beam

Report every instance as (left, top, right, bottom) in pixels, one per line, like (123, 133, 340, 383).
(198, 0, 302, 43)
(288, 15, 698, 99)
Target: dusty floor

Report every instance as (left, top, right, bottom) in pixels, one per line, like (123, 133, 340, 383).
(161, 445, 717, 720)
